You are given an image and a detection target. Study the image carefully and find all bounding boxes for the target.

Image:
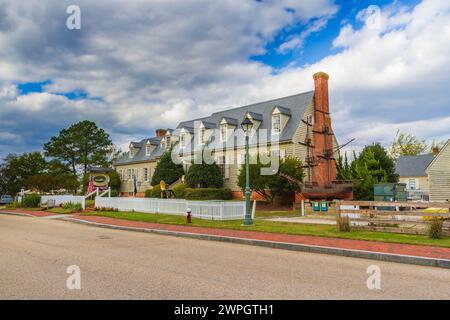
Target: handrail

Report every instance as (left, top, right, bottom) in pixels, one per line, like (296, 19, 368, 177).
(85, 188, 99, 199)
(98, 187, 111, 198)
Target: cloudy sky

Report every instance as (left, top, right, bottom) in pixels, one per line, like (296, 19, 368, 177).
(0, 0, 449, 158)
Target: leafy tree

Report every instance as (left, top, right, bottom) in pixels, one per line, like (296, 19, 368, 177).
(237, 155, 304, 203)
(150, 150, 184, 186)
(345, 143, 399, 200)
(336, 152, 352, 180)
(108, 170, 121, 194)
(26, 173, 79, 194)
(368, 143, 398, 182)
(389, 131, 427, 159)
(186, 161, 224, 188)
(0, 152, 47, 195)
(44, 120, 113, 175)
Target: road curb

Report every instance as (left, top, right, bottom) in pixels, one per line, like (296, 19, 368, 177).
(0, 211, 34, 218)
(62, 217, 450, 269)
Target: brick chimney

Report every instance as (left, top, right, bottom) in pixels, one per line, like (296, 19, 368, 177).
(312, 71, 336, 187)
(432, 147, 440, 156)
(156, 129, 167, 137)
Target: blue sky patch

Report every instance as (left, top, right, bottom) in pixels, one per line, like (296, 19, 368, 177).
(251, 0, 421, 69)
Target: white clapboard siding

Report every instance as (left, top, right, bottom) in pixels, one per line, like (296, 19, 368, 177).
(427, 140, 450, 202)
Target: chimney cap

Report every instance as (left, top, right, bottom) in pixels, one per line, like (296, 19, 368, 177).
(155, 129, 167, 137)
(313, 71, 330, 80)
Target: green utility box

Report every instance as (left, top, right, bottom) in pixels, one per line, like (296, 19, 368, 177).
(312, 201, 321, 212)
(374, 183, 407, 210)
(320, 201, 329, 212)
(374, 183, 407, 202)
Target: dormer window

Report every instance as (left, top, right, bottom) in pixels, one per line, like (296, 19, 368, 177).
(220, 124, 227, 142)
(272, 114, 281, 133)
(145, 144, 152, 156)
(271, 106, 291, 134)
(180, 133, 186, 148)
(200, 127, 206, 145)
(166, 135, 171, 147)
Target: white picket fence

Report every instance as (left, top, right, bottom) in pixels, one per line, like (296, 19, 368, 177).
(41, 195, 86, 209)
(95, 197, 245, 221)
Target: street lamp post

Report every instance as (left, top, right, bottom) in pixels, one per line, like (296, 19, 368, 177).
(241, 117, 254, 226)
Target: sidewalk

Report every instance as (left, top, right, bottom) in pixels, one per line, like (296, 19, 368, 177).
(2, 209, 450, 268)
(0, 209, 58, 218)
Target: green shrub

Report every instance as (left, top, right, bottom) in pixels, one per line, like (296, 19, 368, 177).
(23, 193, 41, 208)
(6, 201, 21, 209)
(145, 185, 162, 198)
(62, 202, 83, 212)
(151, 150, 184, 186)
(186, 161, 224, 188)
(428, 217, 444, 239)
(110, 189, 119, 197)
(184, 188, 232, 200)
(173, 183, 189, 198)
(336, 215, 351, 232)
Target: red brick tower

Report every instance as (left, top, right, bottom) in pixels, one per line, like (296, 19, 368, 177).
(312, 72, 337, 187)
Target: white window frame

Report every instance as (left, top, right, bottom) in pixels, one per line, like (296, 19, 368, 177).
(272, 114, 281, 134)
(220, 124, 227, 143)
(143, 168, 148, 182)
(408, 178, 417, 190)
(200, 127, 206, 145)
(180, 133, 186, 148)
(145, 144, 152, 156)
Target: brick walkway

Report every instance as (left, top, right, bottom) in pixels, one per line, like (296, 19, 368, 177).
(69, 213, 450, 261)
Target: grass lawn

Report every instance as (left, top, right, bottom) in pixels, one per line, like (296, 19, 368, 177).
(255, 210, 299, 218)
(83, 211, 450, 248)
(85, 199, 95, 208)
(47, 208, 79, 214)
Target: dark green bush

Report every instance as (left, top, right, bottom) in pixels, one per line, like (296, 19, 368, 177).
(428, 217, 444, 239)
(173, 183, 189, 198)
(184, 188, 232, 200)
(186, 162, 223, 188)
(145, 185, 162, 198)
(23, 193, 41, 208)
(151, 150, 184, 186)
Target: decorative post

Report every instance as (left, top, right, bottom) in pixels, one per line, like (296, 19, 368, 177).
(241, 117, 254, 226)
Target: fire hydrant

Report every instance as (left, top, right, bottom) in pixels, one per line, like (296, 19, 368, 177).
(186, 208, 192, 224)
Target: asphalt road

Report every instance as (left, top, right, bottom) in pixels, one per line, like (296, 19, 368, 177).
(1, 214, 449, 300)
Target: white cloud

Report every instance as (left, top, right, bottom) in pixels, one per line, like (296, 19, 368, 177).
(0, 0, 449, 158)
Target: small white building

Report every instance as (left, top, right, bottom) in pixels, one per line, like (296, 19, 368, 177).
(396, 154, 435, 201)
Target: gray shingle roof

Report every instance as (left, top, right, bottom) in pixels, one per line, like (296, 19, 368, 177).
(221, 116, 238, 126)
(246, 111, 263, 122)
(396, 154, 435, 177)
(116, 91, 315, 165)
(177, 91, 314, 142)
(273, 105, 292, 116)
(115, 137, 165, 165)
